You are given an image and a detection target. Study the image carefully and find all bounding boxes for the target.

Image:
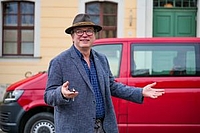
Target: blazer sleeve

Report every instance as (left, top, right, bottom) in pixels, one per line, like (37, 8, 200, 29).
(44, 58, 71, 106)
(104, 57, 144, 104)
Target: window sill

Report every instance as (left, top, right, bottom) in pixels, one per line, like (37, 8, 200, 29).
(0, 56, 42, 62)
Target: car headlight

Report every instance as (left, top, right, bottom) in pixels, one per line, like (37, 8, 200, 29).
(3, 90, 24, 103)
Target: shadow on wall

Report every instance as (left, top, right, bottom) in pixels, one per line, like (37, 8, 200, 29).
(0, 84, 10, 102)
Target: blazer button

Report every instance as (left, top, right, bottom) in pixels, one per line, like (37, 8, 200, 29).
(93, 101, 96, 104)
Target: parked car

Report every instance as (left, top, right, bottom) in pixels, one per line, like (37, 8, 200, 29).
(1, 37, 200, 133)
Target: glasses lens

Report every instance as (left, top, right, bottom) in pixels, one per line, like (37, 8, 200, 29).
(76, 30, 83, 36)
(86, 30, 93, 35)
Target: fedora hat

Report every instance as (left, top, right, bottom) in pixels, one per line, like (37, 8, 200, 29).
(65, 14, 102, 34)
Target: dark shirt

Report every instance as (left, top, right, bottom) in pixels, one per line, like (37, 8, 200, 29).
(74, 45, 105, 119)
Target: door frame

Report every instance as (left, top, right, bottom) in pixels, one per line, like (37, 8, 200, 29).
(136, 0, 200, 37)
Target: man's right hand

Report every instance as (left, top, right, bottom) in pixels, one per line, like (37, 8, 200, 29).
(61, 81, 79, 99)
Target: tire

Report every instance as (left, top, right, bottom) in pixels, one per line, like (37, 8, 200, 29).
(24, 112, 55, 133)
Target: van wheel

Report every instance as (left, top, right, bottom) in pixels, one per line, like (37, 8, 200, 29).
(24, 112, 55, 133)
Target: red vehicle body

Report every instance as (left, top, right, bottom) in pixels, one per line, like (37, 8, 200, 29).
(0, 37, 200, 133)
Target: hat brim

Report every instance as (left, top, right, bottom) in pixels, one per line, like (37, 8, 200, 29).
(65, 25, 102, 34)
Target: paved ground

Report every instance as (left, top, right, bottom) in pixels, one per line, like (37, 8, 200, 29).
(0, 129, 5, 133)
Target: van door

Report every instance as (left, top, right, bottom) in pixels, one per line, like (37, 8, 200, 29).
(127, 42, 200, 133)
(92, 42, 129, 132)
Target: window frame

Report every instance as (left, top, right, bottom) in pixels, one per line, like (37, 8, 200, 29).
(2, 1, 34, 56)
(130, 43, 200, 77)
(85, 1, 118, 39)
(153, 0, 198, 8)
(0, 0, 41, 59)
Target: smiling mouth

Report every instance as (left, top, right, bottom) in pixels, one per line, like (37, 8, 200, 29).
(80, 39, 90, 41)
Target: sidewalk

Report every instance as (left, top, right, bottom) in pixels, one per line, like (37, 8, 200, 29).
(0, 85, 8, 133)
(0, 129, 5, 133)
(0, 84, 9, 102)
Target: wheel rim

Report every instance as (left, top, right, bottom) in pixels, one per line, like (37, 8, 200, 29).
(31, 120, 55, 133)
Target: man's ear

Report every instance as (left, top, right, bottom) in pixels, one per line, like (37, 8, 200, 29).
(71, 34, 75, 39)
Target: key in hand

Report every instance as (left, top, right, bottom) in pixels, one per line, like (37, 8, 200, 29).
(72, 88, 76, 101)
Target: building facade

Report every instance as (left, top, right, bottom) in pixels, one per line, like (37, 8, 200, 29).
(0, 0, 199, 97)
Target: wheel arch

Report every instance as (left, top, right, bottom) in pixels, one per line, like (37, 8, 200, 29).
(19, 106, 54, 133)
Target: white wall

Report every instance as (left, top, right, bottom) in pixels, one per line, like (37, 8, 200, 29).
(136, 0, 153, 37)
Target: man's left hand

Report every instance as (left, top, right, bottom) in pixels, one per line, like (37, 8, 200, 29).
(142, 82, 165, 98)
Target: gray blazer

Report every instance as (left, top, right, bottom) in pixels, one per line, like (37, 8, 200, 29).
(44, 45, 143, 133)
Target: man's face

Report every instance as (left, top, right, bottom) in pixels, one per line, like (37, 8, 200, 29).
(72, 27, 96, 50)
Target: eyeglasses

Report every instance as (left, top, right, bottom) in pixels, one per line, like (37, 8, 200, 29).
(73, 29, 94, 36)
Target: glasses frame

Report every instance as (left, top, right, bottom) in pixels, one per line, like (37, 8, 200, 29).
(73, 29, 95, 36)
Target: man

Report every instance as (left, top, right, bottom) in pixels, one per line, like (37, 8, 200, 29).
(44, 13, 165, 133)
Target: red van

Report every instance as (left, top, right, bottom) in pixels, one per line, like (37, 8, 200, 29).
(1, 37, 200, 133)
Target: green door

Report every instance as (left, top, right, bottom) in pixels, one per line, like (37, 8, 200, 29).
(153, 9, 197, 37)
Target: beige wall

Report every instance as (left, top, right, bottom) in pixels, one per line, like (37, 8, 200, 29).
(124, 0, 137, 37)
(0, 0, 79, 85)
(0, 0, 137, 86)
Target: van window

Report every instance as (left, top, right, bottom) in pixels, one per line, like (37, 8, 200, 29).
(131, 43, 200, 77)
(93, 44, 122, 77)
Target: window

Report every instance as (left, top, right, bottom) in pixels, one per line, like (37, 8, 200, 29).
(93, 44, 122, 77)
(131, 43, 200, 77)
(154, 0, 198, 8)
(2, 1, 34, 56)
(86, 2, 117, 39)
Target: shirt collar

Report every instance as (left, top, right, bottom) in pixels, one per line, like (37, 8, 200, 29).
(73, 45, 93, 59)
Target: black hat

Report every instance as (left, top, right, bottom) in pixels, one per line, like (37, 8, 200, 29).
(65, 14, 102, 34)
